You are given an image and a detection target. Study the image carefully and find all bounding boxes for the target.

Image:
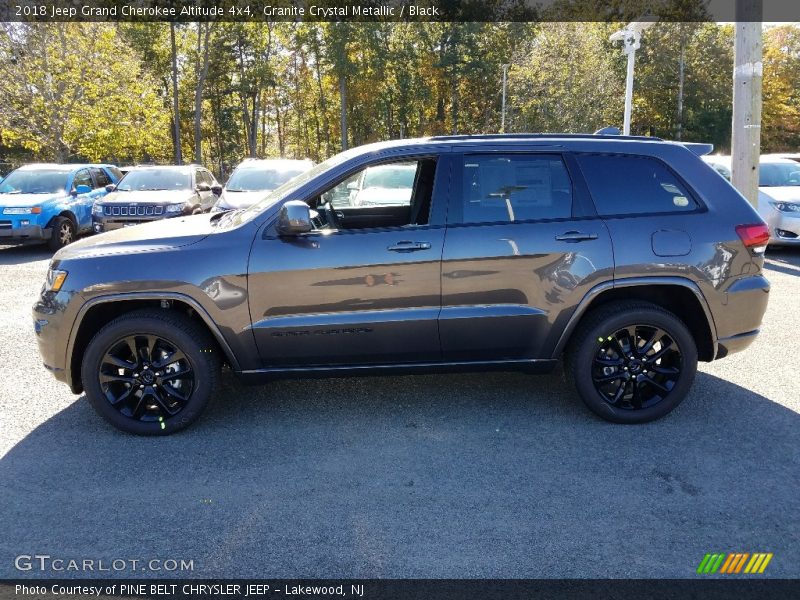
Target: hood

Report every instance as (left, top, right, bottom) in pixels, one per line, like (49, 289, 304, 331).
(100, 189, 195, 205)
(55, 213, 216, 261)
(354, 187, 412, 206)
(218, 190, 269, 210)
(759, 186, 800, 203)
(0, 192, 65, 207)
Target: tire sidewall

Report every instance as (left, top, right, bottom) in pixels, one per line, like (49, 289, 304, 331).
(81, 316, 213, 435)
(573, 309, 698, 424)
(48, 217, 75, 251)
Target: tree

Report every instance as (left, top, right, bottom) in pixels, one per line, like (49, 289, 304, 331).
(762, 25, 800, 152)
(0, 23, 170, 163)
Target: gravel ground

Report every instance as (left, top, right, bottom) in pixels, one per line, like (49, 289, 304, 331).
(0, 242, 798, 579)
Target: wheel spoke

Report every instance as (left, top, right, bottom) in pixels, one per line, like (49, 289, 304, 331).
(592, 372, 622, 384)
(631, 380, 642, 409)
(152, 388, 182, 415)
(640, 328, 664, 355)
(650, 365, 679, 377)
(160, 367, 192, 382)
(160, 383, 187, 404)
(100, 373, 135, 385)
(594, 356, 623, 367)
(102, 354, 136, 370)
(645, 339, 674, 363)
(154, 349, 187, 369)
(642, 375, 670, 396)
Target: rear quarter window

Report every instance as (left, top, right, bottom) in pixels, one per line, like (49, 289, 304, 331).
(576, 153, 698, 216)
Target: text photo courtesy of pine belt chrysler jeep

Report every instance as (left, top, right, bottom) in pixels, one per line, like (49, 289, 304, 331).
(33, 134, 770, 435)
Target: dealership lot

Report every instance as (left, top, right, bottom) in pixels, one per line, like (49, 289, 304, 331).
(0, 243, 798, 578)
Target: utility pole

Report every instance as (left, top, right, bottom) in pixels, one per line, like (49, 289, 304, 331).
(731, 0, 763, 208)
(170, 22, 182, 165)
(501, 64, 509, 133)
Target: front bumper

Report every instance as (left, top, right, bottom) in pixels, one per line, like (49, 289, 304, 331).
(0, 222, 51, 242)
(765, 212, 800, 245)
(33, 292, 71, 387)
(93, 211, 182, 232)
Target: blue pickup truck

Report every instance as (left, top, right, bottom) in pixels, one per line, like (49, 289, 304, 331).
(0, 163, 121, 250)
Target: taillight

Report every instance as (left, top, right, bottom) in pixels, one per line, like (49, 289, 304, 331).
(735, 223, 770, 254)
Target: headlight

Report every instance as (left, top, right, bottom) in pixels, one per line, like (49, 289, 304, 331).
(45, 268, 68, 292)
(770, 201, 800, 213)
(3, 206, 41, 215)
(92, 204, 104, 215)
(165, 202, 187, 214)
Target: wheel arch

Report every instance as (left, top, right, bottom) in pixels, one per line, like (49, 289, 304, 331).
(553, 277, 718, 363)
(66, 293, 240, 394)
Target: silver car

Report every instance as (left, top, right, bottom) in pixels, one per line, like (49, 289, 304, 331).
(703, 154, 800, 246)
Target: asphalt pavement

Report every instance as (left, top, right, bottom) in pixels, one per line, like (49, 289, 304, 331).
(0, 242, 798, 579)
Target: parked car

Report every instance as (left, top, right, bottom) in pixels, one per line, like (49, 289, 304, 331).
(0, 163, 121, 250)
(92, 165, 220, 232)
(35, 133, 770, 435)
(213, 158, 313, 212)
(339, 162, 417, 207)
(703, 154, 800, 245)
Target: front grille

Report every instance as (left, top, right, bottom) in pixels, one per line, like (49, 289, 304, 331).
(103, 205, 164, 217)
(0, 220, 11, 230)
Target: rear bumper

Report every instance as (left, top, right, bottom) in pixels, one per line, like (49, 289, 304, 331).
(0, 224, 51, 242)
(713, 275, 770, 359)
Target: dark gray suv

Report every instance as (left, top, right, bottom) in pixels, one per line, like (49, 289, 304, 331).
(33, 134, 771, 435)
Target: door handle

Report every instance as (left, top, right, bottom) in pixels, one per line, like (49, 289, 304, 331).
(387, 241, 432, 252)
(555, 231, 598, 242)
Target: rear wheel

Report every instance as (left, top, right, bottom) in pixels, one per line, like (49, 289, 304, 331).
(81, 309, 220, 435)
(567, 301, 698, 423)
(47, 216, 76, 251)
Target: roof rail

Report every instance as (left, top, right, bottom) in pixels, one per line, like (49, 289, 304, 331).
(428, 132, 662, 142)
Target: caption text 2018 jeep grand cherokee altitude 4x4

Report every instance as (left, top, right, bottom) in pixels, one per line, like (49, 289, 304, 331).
(33, 134, 770, 435)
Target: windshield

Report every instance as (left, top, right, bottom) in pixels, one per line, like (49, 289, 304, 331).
(0, 169, 70, 194)
(760, 163, 800, 187)
(117, 168, 191, 191)
(362, 165, 416, 189)
(226, 167, 306, 192)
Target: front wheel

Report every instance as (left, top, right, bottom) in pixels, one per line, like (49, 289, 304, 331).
(567, 301, 698, 424)
(81, 309, 221, 435)
(47, 216, 76, 251)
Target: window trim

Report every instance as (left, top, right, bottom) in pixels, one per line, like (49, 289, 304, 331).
(448, 151, 580, 227)
(572, 151, 707, 220)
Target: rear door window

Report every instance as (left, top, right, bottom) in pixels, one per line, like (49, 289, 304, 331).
(576, 154, 697, 216)
(91, 168, 112, 188)
(453, 153, 573, 224)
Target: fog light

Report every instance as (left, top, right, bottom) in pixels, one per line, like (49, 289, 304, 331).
(20, 219, 29, 226)
(776, 229, 798, 239)
(94, 224, 101, 232)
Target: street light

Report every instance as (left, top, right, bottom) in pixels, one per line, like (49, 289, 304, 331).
(610, 18, 656, 135)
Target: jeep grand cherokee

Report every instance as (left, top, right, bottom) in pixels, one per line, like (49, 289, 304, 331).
(33, 134, 770, 435)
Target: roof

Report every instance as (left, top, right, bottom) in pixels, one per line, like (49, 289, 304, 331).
(237, 158, 314, 168)
(17, 163, 116, 171)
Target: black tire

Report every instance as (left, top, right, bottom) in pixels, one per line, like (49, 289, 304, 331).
(81, 309, 221, 435)
(567, 301, 698, 424)
(48, 216, 76, 251)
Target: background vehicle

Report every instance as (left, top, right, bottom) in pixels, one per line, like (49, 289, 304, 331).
(35, 133, 769, 435)
(213, 158, 313, 212)
(0, 163, 121, 250)
(339, 163, 417, 207)
(703, 154, 800, 245)
(92, 165, 220, 232)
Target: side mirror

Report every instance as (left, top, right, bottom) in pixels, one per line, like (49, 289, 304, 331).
(73, 184, 92, 196)
(277, 200, 312, 236)
(105, 184, 116, 193)
(196, 182, 211, 193)
(211, 184, 223, 196)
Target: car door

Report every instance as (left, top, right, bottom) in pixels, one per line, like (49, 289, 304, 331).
(439, 148, 615, 361)
(69, 169, 96, 230)
(247, 155, 450, 368)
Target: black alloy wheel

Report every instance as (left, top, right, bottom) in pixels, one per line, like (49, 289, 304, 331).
(568, 301, 698, 424)
(99, 334, 194, 424)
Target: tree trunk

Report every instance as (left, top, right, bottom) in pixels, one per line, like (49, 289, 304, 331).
(170, 23, 182, 165)
(676, 31, 686, 141)
(339, 73, 348, 151)
(194, 23, 212, 164)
